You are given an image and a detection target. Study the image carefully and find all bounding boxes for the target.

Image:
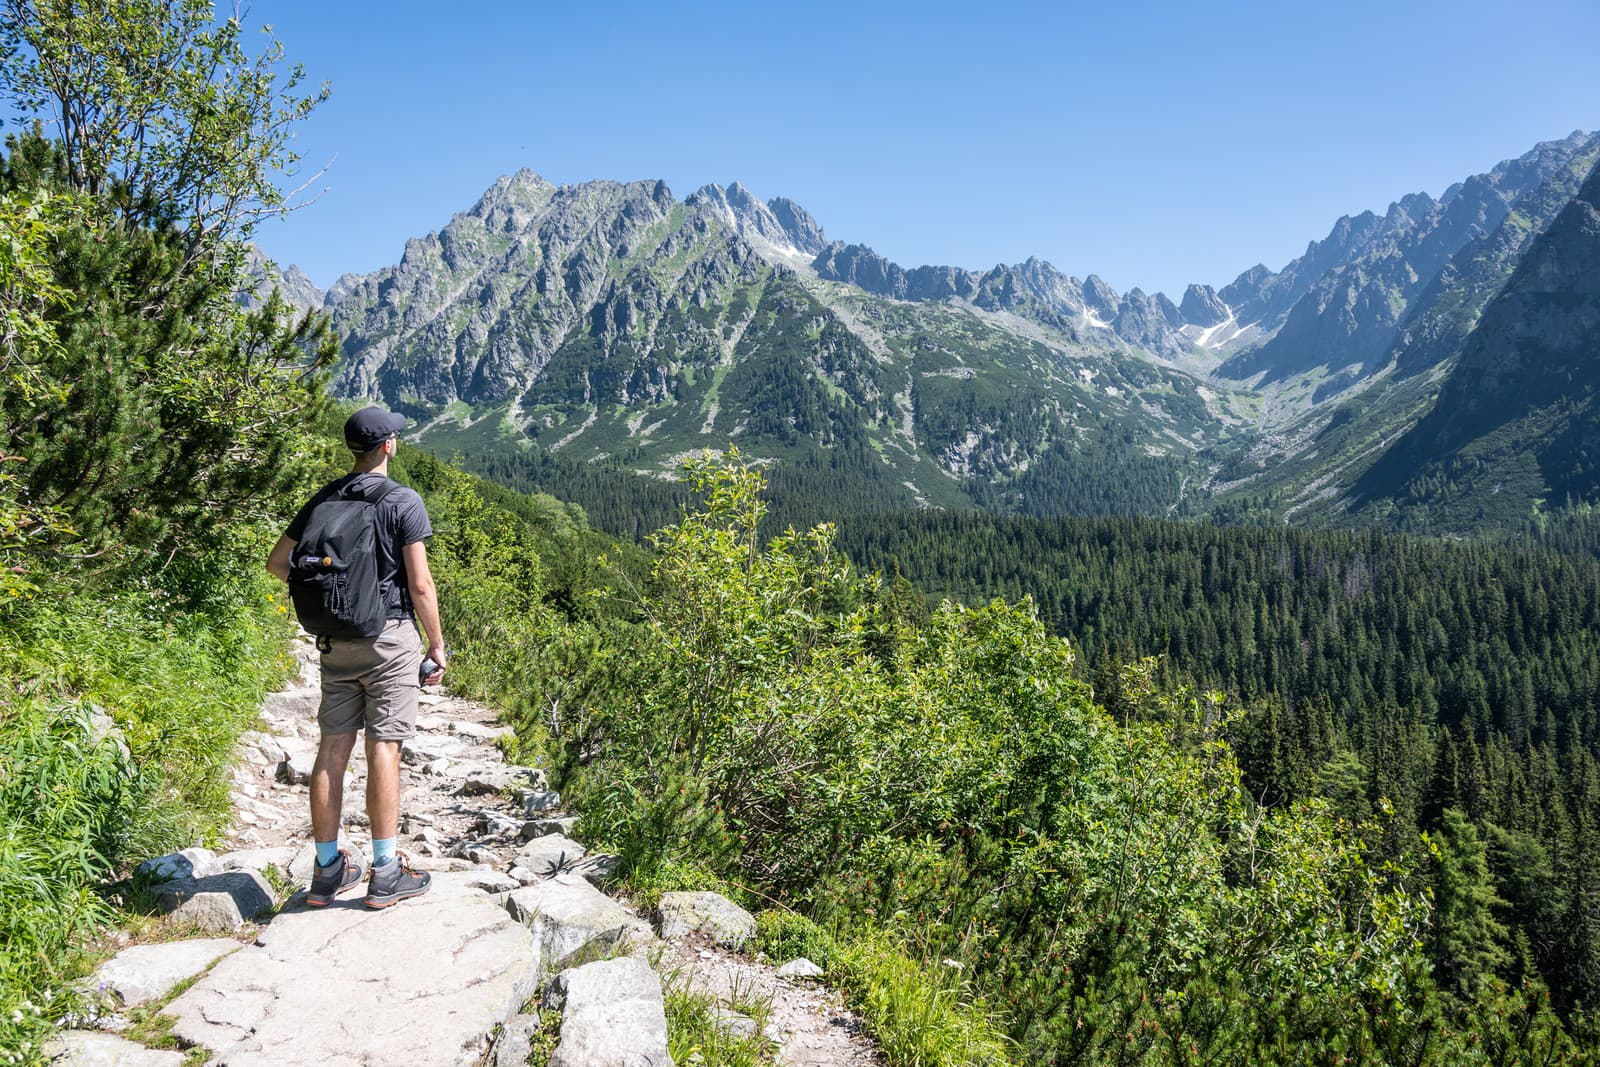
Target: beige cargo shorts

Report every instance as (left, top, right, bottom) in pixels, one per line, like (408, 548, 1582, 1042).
(317, 618, 422, 741)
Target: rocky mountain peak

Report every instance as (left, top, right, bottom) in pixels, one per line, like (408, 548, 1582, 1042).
(469, 168, 557, 232)
(766, 197, 828, 255)
(688, 182, 816, 262)
(1081, 275, 1121, 319)
(1180, 284, 1229, 327)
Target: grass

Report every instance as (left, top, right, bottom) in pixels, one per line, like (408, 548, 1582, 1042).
(830, 930, 1015, 1067)
(659, 957, 775, 1067)
(0, 570, 292, 1065)
(116, 962, 220, 1066)
(755, 911, 1013, 1067)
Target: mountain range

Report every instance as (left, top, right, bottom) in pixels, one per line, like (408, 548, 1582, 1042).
(257, 129, 1600, 534)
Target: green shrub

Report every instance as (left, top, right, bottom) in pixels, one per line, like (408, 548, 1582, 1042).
(0, 575, 293, 1062)
(755, 910, 836, 970)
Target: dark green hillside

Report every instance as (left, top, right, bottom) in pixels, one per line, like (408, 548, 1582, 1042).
(834, 508, 1600, 1017)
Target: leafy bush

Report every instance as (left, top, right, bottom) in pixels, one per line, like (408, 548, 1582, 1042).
(755, 910, 837, 970)
(0, 572, 293, 1062)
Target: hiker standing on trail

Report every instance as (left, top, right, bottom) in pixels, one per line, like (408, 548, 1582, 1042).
(266, 406, 446, 908)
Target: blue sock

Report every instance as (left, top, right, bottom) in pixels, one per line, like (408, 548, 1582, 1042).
(315, 840, 340, 867)
(372, 837, 396, 866)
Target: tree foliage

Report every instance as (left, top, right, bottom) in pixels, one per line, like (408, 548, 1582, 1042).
(0, 0, 328, 245)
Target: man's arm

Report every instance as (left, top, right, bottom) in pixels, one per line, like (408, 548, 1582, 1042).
(266, 535, 295, 581)
(402, 540, 446, 683)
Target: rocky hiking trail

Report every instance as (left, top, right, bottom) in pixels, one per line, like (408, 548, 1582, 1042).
(47, 633, 882, 1067)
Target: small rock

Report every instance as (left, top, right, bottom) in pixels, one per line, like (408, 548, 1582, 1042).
(713, 1006, 759, 1041)
(519, 789, 562, 814)
(137, 847, 222, 884)
(403, 736, 468, 764)
(657, 891, 757, 949)
(452, 721, 514, 742)
(464, 870, 520, 894)
(570, 853, 623, 887)
(512, 833, 586, 878)
(508, 865, 540, 886)
(473, 811, 525, 838)
(277, 749, 315, 785)
(493, 1013, 543, 1067)
(414, 713, 449, 730)
(92, 939, 239, 1008)
(460, 765, 546, 796)
(422, 757, 456, 777)
(520, 815, 577, 840)
(409, 856, 476, 872)
(447, 840, 501, 865)
(777, 957, 825, 979)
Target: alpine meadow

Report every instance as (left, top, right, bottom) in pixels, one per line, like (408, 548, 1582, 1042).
(5, 2, 1600, 1065)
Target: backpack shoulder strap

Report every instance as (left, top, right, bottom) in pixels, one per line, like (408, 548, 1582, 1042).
(334, 475, 406, 506)
(371, 478, 406, 506)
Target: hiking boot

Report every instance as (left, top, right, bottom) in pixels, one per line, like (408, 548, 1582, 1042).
(306, 849, 365, 907)
(365, 855, 431, 909)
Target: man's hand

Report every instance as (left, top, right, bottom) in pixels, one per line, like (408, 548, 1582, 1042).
(424, 644, 447, 686)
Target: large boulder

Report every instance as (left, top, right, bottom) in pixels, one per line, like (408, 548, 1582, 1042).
(92, 939, 240, 1007)
(541, 957, 673, 1067)
(152, 870, 275, 930)
(656, 891, 756, 949)
(503, 876, 649, 976)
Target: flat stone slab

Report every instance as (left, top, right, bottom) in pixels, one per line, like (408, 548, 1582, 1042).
(541, 957, 673, 1067)
(43, 1031, 187, 1066)
(504, 876, 649, 976)
(164, 872, 538, 1067)
(512, 833, 586, 877)
(92, 938, 240, 1008)
(657, 891, 756, 949)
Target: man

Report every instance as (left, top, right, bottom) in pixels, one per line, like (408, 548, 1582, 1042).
(267, 407, 447, 908)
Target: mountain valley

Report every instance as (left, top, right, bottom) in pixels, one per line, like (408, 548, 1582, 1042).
(260, 129, 1600, 536)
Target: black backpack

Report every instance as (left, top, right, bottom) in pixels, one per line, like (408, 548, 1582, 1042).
(288, 476, 405, 638)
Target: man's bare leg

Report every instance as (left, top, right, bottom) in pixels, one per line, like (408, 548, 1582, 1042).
(365, 737, 403, 844)
(310, 732, 359, 844)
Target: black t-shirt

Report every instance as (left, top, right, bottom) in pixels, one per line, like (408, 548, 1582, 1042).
(285, 473, 433, 619)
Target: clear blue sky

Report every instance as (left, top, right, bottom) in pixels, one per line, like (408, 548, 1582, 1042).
(248, 0, 1600, 299)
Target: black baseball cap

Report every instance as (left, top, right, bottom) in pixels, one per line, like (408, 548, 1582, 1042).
(344, 407, 407, 452)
